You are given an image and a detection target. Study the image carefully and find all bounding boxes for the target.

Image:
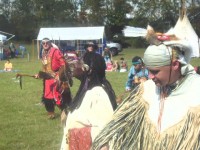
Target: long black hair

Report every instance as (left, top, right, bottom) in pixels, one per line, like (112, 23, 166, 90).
(69, 51, 117, 111)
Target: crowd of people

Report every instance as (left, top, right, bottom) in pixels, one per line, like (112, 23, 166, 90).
(10, 24, 200, 150)
(31, 34, 200, 150)
(102, 46, 129, 72)
(1, 42, 27, 60)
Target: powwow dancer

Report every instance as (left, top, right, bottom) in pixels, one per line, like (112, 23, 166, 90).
(60, 42, 117, 150)
(92, 26, 200, 150)
(35, 38, 72, 119)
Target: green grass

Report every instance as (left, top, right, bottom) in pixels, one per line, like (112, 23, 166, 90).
(0, 47, 200, 150)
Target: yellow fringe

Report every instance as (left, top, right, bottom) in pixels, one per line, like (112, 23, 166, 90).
(92, 83, 200, 150)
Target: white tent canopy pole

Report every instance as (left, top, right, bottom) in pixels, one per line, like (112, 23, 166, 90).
(0, 31, 15, 42)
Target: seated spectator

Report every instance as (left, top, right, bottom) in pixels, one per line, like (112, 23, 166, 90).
(125, 56, 149, 91)
(19, 45, 27, 58)
(106, 61, 113, 72)
(119, 57, 128, 72)
(4, 59, 13, 71)
(112, 60, 120, 72)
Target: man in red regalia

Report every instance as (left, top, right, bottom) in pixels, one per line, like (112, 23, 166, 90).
(35, 38, 72, 119)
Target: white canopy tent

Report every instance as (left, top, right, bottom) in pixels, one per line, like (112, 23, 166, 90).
(0, 31, 15, 60)
(0, 34, 7, 42)
(0, 34, 6, 60)
(37, 26, 105, 40)
(36, 26, 105, 59)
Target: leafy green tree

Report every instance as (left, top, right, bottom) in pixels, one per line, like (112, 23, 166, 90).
(104, 0, 131, 41)
(0, 0, 13, 33)
(0, 0, 199, 42)
(0, 0, 13, 20)
(10, 0, 36, 40)
(34, 0, 78, 27)
(84, 0, 105, 26)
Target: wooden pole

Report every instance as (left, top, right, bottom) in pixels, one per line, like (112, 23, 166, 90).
(32, 39, 34, 60)
(180, 0, 186, 20)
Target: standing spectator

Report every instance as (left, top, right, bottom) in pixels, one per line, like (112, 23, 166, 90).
(85, 41, 97, 53)
(35, 38, 72, 119)
(60, 42, 117, 150)
(102, 46, 112, 64)
(4, 59, 12, 71)
(0, 41, 3, 60)
(9, 42, 16, 58)
(125, 56, 149, 91)
(19, 45, 26, 58)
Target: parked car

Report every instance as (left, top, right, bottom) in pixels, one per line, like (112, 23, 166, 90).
(106, 41, 122, 56)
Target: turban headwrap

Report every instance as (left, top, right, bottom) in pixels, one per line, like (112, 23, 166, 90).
(143, 40, 195, 75)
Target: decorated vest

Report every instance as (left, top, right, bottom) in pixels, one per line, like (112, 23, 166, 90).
(42, 47, 57, 77)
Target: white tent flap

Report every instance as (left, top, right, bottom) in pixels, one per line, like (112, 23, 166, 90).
(123, 26, 147, 37)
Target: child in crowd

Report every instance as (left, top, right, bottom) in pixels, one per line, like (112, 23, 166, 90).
(105, 61, 113, 72)
(119, 57, 128, 72)
(4, 59, 13, 71)
(112, 60, 120, 72)
(102, 46, 112, 64)
(125, 56, 149, 91)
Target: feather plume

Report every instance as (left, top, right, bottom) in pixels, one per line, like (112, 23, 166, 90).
(145, 25, 161, 46)
(145, 25, 180, 46)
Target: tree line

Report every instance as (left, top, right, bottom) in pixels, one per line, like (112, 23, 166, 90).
(0, 0, 199, 45)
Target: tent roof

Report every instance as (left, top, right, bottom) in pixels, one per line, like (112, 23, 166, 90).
(37, 26, 105, 41)
(0, 34, 7, 41)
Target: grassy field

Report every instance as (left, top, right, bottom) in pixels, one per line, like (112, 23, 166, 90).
(0, 45, 200, 150)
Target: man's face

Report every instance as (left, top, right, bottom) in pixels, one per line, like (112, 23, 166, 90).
(134, 64, 142, 71)
(42, 40, 51, 50)
(148, 65, 172, 87)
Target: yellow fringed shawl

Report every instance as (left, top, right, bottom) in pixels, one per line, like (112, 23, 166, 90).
(92, 84, 200, 150)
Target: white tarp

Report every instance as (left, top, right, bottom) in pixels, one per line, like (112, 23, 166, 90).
(0, 34, 7, 42)
(123, 26, 147, 37)
(37, 26, 105, 41)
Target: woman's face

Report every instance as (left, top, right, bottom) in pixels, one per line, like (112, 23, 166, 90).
(87, 45, 94, 52)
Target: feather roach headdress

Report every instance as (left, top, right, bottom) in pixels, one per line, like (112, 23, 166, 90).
(145, 25, 179, 46)
(144, 25, 192, 65)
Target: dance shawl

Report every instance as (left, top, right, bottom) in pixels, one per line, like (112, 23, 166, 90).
(92, 83, 200, 150)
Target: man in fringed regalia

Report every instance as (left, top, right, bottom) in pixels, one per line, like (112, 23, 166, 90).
(92, 27, 200, 150)
(60, 42, 117, 150)
(35, 38, 72, 119)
